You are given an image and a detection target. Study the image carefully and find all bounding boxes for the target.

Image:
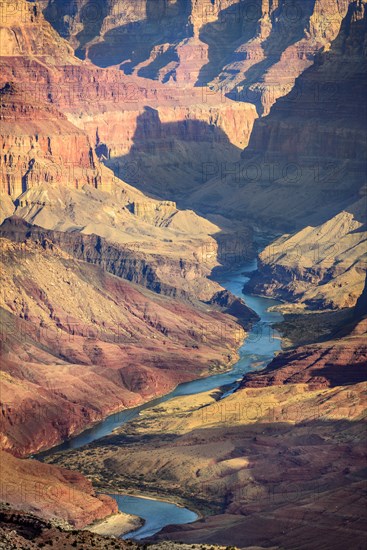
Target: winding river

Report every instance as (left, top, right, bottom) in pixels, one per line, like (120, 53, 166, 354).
(41, 259, 283, 540)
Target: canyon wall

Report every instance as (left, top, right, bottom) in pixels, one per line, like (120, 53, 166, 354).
(245, 198, 367, 310)
(190, 0, 367, 230)
(41, 0, 353, 115)
(0, 0, 258, 206)
(0, 84, 107, 197)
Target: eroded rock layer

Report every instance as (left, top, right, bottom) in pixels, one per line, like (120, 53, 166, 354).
(0, 227, 254, 457)
(190, 1, 367, 230)
(0, 0, 257, 205)
(41, 0, 354, 115)
(245, 199, 367, 310)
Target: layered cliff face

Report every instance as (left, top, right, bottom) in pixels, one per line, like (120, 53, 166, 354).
(2, 1, 364, 218)
(190, 0, 367, 230)
(0, 84, 108, 197)
(13, 0, 351, 208)
(0, 0, 115, 198)
(0, 87, 230, 300)
(41, 0, 353, 115)
(0, 0, 258, 206)
(0, 0, 255, 289)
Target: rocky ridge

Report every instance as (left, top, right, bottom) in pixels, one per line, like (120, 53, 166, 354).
(41, 0, 354, 115)
(245, 199, 367, 310)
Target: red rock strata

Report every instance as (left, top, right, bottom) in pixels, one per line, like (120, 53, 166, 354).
(0, 229, 254, 457)
(0, 451, 117, 529)
(241, 319, 367, 390)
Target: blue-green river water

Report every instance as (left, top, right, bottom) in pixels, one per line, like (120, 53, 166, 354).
(41, 260, 283, 540)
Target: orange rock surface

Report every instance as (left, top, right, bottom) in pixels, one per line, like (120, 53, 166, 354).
(0, 451, 118, 529)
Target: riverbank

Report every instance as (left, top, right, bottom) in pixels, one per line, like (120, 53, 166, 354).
(110, 494, 198, 541)
(86, 511, 143, 537)
(40, 263, 285, 540)
(35, 350, 243, 460)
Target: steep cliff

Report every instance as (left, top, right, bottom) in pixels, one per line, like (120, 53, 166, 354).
(3, 1, 364, 218)
(190, 0, 367, 230)
(41, 0, 354, 115)
(245, 198, 367, 310)
(0, 83, 107, 197)
(0, 0, 77, 62)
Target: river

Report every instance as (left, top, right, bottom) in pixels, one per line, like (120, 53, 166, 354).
(40, 259, 283, 540)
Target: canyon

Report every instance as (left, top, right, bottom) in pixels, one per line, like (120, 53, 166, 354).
(47, 299, 366, 549)
(0, 0, 366, 548)
(0, 220, 257, 458)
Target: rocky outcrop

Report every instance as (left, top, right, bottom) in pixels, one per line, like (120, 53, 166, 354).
(0, 0, 77, 62)
(208, 0, 353, 114)
(190, 1, 367, 230)
(245, 199, 367, 310)
(131, 199, 176, 219)
(0, 506, 232, 550)
(0, 451, 118, 529)
(209, 289, 259, 326)
(355, 273, 367, 317)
